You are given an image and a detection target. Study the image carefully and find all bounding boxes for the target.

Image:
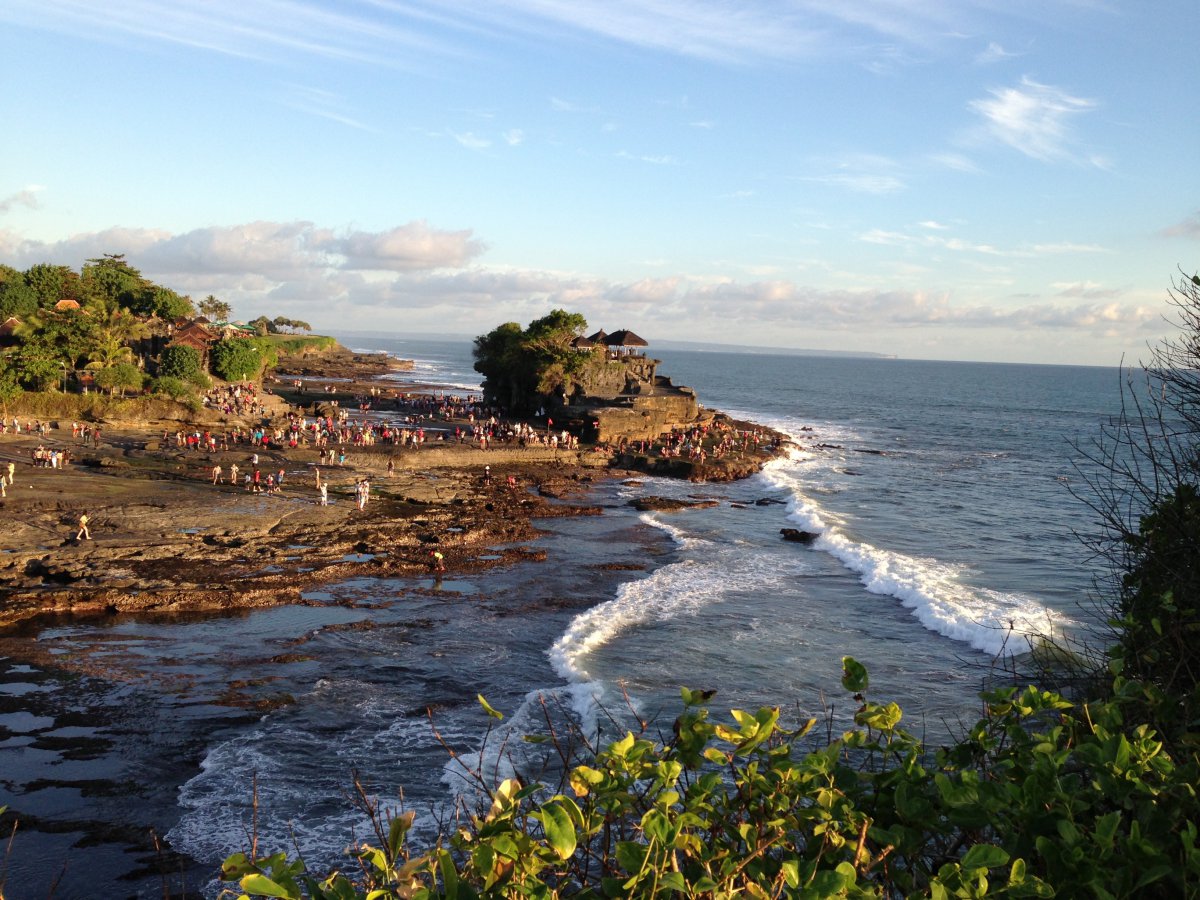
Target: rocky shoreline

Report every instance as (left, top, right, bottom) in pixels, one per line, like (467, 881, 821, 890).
(0, 345, 787, 631)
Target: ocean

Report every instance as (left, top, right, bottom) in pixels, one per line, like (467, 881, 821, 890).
(0, 336, 1122, 897)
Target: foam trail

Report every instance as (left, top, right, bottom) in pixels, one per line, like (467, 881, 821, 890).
(761, 428, 1071, 657)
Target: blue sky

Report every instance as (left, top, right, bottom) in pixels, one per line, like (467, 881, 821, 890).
(1, 1, 1197, 364)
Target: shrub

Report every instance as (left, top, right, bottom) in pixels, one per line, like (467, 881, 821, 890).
(159, 344, 205, 382)
(92, 362, 144, 397)
(221, 660, 1200, 899)
(211, 336, 278, 382)
(150, 375, 192, 400)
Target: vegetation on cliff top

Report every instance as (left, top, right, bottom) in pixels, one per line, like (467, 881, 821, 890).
(0, 255, 327, 410)
(474, 310, 630, 413)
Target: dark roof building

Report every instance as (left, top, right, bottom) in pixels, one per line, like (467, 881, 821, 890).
(604, 329, 649, 348)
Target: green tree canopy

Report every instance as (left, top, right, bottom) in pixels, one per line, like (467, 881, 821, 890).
(0, 279, 38, 320)
(272, 315, 311, 332)
(130, 285, 194, 319)
(158, 344, 205, 383)
(473, 310, 589, 410)
(16, 307, 99, 374)
(210, 336, 277, 382)
(93, 361, 144, 396)
(80, 254, 145, 311)
(24, 263, 75, 308)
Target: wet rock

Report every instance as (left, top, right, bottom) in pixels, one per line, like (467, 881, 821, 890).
(780, 528, 820, 544)
(628, 496, 720, 512)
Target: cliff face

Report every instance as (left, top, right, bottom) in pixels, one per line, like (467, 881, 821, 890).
(583, 392, 702, 444)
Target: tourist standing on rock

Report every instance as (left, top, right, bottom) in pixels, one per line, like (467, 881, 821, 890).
(6, 461, 14, 486)
(76, 513, 91, 541)
(229, 463, 239, 485)
(319, 482, 328, 506)
(430, 550, 445, 572)
(211, 464, 223, 484)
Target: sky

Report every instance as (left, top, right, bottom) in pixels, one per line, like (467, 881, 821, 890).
(1, 1, 1197, 365)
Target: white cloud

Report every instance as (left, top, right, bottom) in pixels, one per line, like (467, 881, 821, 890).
(858, 224, 1108, 259)
(799, 154, 906, 195)
(453, 131, 492, 150)
(968, 76, 1097, 162)
(616, 151, 679, 166)
(929, 152, 981, 174)
(0, 0, 1018, 75)
(280, 84, 374, 131)
(0, 220, 1157, 342)
(975, 41, 1020, 65)
(0, 186, 44, 214)
(503, 128, 525, 146)
(1161, 212, 1200, 240)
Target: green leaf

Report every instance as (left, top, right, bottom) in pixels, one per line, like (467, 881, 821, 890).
(472, 844, 496, 880)
(659, 871, 688, 892)
(781, 859, 800, 889)
(841, 656, 869, 693)
(611, 732, 636, 758)
(539, 802, 578, 860)
(961, 843, 1010, 871)
(477, 694, 504, 720)
(239, 873, 300, 899)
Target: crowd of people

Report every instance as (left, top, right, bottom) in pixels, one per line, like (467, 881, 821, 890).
(202, 383, 268, 418)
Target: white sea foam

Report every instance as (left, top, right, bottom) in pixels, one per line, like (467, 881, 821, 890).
(548, 512, 810, 686)
(167, 713, 447, 871)
(760, 440, 1071, 657)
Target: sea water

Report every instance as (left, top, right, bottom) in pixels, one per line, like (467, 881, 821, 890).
(1, 336, 1125, 896)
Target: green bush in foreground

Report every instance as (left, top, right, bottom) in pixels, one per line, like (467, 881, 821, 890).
(220, 659, 1200, 899)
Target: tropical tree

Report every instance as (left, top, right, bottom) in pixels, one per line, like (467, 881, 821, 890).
(272, 316, 311, 332)
(15, 307, 99, 378)
(0, 355, 23, 418)
(92, 362, 144, 397)
(473, 321, 531, 409)
(0, 279, 38, 320)
(473, 310, 590, 410)
(199, 294, 233, 321)
(80, 254, 145, 311)
(130, 284, 194, 319)
(158, 344, 206, 383)
(210, 336, 276, 382)
(23, 263, 75, 308)
(85, 333, 135, 370)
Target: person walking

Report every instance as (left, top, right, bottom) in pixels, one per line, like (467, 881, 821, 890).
(76, 513, 91, 541)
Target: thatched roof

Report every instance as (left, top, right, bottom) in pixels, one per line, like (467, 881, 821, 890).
(586, 329, 609, 344)
(570, 335, 596, 349)
(54, 298, 81, 311)
(0, 316, 20, 337)
(604, 329, 648, 347)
